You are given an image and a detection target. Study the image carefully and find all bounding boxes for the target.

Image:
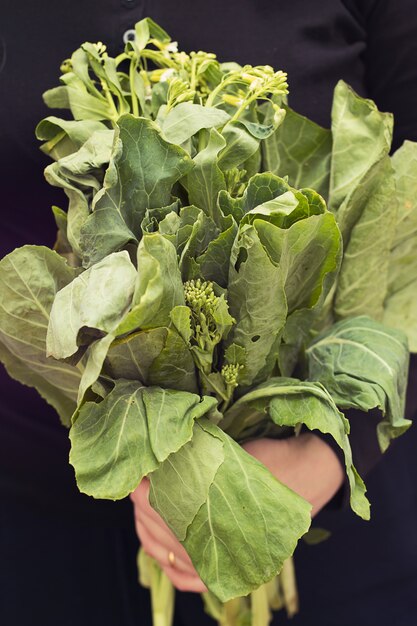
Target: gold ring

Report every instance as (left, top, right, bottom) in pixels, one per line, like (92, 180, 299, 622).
(168, 551, 176, 567)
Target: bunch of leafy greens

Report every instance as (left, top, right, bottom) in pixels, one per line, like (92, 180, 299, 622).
(0, 17, 414, 626)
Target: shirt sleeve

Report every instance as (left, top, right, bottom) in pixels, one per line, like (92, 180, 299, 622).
(345, 0, 417, 148)
(314, 0, 417, 509)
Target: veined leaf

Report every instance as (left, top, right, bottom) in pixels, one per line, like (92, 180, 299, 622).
(230, 378, 370, 519)
(329, 81, 393, 213)
(384, 141, 417, 350)
(226, 225, 287, 387)
(105, 328, 168, 382)
(36, 116, 107, 161)
(335, 157, 397, 320)
(306, 316, 410, 451)
(47, 250, 137, 360)
(262, 105, 332, 199)
(70, 381, 217, 499)
(88, 115, 193, 252)
(150, 421, 224, 540)
(0, 246, 81, 425)
(181, 419, 311, 602)
(183, 128, 227, 225)
(161, 103, 230, 144)
(116, 234, 185, 335)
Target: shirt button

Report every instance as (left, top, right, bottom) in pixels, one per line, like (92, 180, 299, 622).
(123, 29, 136, 44)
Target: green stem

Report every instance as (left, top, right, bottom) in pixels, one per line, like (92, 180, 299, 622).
(280, 557, 299, 618)
(100, 79, 119, 122)
(205, 74, 237, 107)
(251, 584, 271, 626)
(138, 549, 175, 626)
(130, 58, 140, 116)
(228, 93, 259, 123)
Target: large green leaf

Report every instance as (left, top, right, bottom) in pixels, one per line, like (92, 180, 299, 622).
(183, 128, 227, 225)
(195, 215, 238, 288)
(0, 246, 81, 425)
(218, 121, 260, 170)
(177, 206, 220, 279)
(226, 225, 287, 387)
(161, 103, 230, 144)
(181, 420, 311, 602)
(306, 316, 410, 451)
(70, 381, 217, 499)
(105, 328, 168, 381)
(47, 250, 137, 359)
(329, 81, 393, 213)
(383, 141, 417, 351)
(334, 156, 397, 320)
(149, 421, 224, 541)
(116, 234, 185, 335)
(44, 162, 90, 258)
(61, 72, 114, 122)
(229, 378, 369, 519)
(255, 211, 341, 314)
(262, 105, 332, 199)
(218, 173, 289, 223)
(86, 115, 193, 252)
(36, 116, 107, 160)
(56, 129, 114, 176)
(148, 328, 198, 394)
(77, 333, 115, 403)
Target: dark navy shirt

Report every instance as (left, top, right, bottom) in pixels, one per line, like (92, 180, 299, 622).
(1, 1, 417, 625)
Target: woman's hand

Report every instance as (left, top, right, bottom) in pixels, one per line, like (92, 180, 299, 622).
(243, 433, 345, 517)
(130, 478, 207, 593)
(131, 433, 345, 592)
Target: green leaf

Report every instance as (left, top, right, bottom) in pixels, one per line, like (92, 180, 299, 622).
(226, 225, 287, 387)
(150, 421, 224, 541)
(232, 378, 369, 519)
(218, 121, 260, 170)
(43, 85, 71, 109)
(79, 206, 137, 268)
(116, 234, 185, 335)
(256, 212, 342, 314)
(306, 316, 411, 451)
(303, 528, 331, 545)
(181, 420, 311, 602)
(56, 129, 114, 176)
(61, 72, 114, 122)
(36, 116, 107, 160)
(77, 333, 115, 403)
(262, 105, 332, 199)
(47, 251, 137, 360)
(329, 81, 393, 213)
(177, 206, 220, 279)
(0, 246, 81, 425)
(218, 173, 290, 223)
(69, 381, 217, 499)
(148, 328, 198, 394)
(105, 328, 168, 381)
(196, 215, 238, 288)
(383, 141, 417, 351)
(92, 115, 193, 242)
(161, 103, 230, 144)
(44, 162, 90, 258)
(334, 157, 397, 320)
(184, 128, 227, 225)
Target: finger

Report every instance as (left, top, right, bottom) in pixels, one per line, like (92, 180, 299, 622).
(161, 564, 208, 594)
(136, 506, 195, 569)
(131, 480, 195, 569)
(131, 479, 168, 528)
(135, 517, 194, 575)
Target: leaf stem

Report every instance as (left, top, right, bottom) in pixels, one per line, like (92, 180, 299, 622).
(130, 58, 140, 116)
